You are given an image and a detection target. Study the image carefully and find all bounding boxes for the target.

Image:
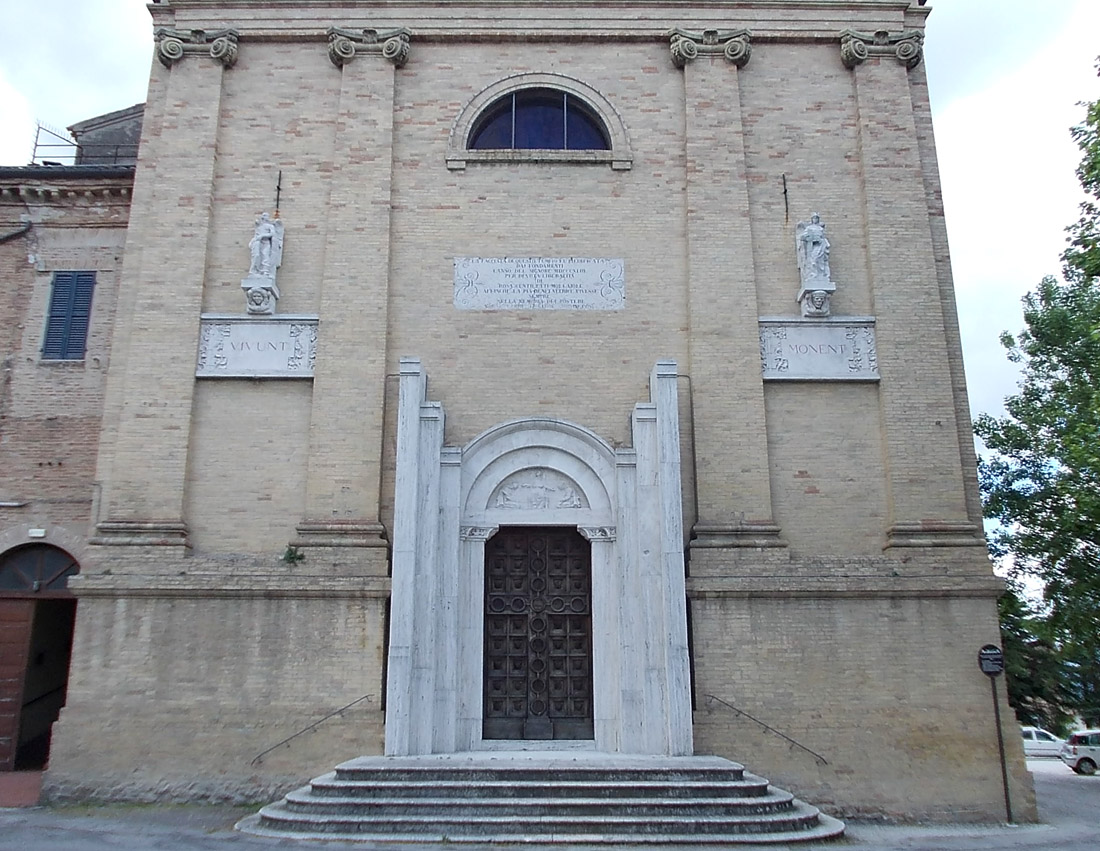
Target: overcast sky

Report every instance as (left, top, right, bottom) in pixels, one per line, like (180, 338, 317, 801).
(2, 1, 1098, 425)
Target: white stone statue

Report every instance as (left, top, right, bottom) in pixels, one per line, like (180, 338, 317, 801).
(242, 212, 284, 315)
(248, 212, 283, 278)
(795, 212, 836, 317)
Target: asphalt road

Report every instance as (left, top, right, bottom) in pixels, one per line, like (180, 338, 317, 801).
(0, 759, 1095, 850)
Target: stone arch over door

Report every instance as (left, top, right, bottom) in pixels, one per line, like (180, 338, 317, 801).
(385, 358, 692, 758)
(0, 544, 80, 771)
(456, 419, 618, 752)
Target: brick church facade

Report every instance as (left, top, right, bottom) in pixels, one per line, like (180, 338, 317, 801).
(0, 0, 1034, 822)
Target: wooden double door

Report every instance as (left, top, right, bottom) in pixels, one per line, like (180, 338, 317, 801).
(483, 527, 594, 740)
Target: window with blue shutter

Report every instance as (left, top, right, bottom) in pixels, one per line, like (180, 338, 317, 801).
(42, 271, 95, 360)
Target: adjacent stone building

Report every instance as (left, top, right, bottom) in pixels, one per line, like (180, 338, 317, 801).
(0, 0, 1035, 822)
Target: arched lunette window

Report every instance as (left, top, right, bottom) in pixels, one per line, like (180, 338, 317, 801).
(468, 88, 611, 151)
(447, 73, 632, 170)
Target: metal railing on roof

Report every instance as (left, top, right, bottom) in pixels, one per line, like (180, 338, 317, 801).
(30, 122, 138, 167)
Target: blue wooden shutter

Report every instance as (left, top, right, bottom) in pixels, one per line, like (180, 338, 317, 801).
(42, 271, 95, 359)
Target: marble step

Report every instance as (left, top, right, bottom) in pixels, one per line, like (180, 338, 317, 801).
(237, 753, 846, 845)
(308, 772, 772, 799)
(253, 803, 830, 837)
(280, 788, 797, 817)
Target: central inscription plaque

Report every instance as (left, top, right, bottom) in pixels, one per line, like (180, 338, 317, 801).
(454, 257, 625, 311)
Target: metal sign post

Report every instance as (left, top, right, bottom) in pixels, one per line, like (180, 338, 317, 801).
(978, 643, 1013, 823)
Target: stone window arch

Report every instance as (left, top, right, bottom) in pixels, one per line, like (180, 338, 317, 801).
(447, 73, 632, 171)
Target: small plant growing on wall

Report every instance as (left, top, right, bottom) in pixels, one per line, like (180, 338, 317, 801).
(281, 545, 305, 564)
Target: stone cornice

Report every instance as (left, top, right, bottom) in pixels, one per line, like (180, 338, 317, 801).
(155, 27, 239, 68)
(327, 27, 412, 68)
(839, 28, 923, 70)
(668, 28, 751, 68)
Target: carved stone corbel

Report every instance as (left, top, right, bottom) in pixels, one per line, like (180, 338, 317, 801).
(460, 525, 499, 542)
(327, 27, 412, 68)
(668, 28, 752, 69)
(155, 28, 239, 69)
(839, 29, 924, 70)
(577, 526, 616, 543)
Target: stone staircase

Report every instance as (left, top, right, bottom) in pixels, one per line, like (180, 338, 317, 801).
(238, 752, 845, 844)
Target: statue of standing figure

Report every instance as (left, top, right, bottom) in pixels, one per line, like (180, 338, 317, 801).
(248, 212, 284, 278)
(795, 212, 836, 317)
(242, 212, 284, 315)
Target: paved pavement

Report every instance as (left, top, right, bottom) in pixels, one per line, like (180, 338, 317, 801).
(0, 759, 1095, 850)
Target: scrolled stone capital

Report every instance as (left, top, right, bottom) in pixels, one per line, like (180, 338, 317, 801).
(326, 26, 412, 68)
(839, 29, 923, 70)
(381, 34, 411, 68)
(723, 35, 752, 68)
(327, 33, 358, 67)
(155, 27, 240, 69)
(209, 33, 239, 68)
(894, 35, 924, 70)
(667, 28, 753, 69)
(669, 33, 699, 68)
(156, 34, 186, 67)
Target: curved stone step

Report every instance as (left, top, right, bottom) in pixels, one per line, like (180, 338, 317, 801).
(237, 754, 845, 845)
(281, 789, 797, 818)
(308, 773, 773, 800)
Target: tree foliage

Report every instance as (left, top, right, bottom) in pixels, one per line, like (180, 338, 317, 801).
(976, 79, 1100, 727)
(997, 582, 1075, 734)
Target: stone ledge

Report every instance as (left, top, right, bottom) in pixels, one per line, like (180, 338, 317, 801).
(67, 574, 391, 598)
(687, 574, 1004, 598)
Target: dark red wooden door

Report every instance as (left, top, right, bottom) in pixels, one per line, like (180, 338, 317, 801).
(0, 600, 34, 770)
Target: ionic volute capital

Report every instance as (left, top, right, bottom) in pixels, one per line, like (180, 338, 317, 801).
(155, 28, 239, 69)
(839, 29, 923, 70)
(327, 27, 412, 69)
(668, 28, 752, 69)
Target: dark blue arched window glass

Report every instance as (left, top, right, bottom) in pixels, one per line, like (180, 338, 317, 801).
(468, 88, 611, 151)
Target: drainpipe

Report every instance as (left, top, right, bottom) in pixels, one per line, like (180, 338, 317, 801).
(0, 216, 32, 244)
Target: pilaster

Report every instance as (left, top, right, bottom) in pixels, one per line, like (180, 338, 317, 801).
(90, 33, 232, 558)
(673, 29, 784, 555)
(293, 30, 410, 561)
(843, 32, 982, 551)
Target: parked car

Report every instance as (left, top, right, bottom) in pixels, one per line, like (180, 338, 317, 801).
(1021, 726, 1064, 757)
(1060, 729, 1100, 775)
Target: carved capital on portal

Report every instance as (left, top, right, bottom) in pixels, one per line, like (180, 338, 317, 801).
(327, 27, 412, 68)
(155, 28, 239, 69)
(460, 525, 499, 542)
(668, 28, 752, 69)
(577, 526, 616, 543)
(839, 29, 923, 70)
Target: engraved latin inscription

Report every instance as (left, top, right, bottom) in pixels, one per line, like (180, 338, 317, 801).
(454, 257, 625, 311)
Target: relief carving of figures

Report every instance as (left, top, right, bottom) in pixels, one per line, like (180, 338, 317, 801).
(492, 469, 588, 511)
(242, 212, 284, 315)
(795, 213, 836, 317)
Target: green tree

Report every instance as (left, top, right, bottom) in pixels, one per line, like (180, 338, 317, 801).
(998, 582, 1074, 734)
(976, 82, 1100, 725)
